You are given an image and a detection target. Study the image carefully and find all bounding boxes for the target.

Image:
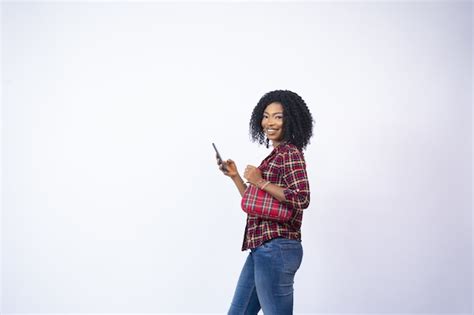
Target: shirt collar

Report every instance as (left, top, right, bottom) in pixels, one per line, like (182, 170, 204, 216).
(272, 141, 291, 153)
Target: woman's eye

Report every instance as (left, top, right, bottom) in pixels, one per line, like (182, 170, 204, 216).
(276, 116, 283, 119)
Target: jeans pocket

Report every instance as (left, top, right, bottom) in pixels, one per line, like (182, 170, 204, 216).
(279, 243, 303, 273)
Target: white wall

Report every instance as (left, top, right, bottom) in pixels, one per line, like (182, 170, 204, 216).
(1, 1, 472, 314)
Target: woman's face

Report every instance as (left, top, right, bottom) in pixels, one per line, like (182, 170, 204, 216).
(261, 102, 284, 144)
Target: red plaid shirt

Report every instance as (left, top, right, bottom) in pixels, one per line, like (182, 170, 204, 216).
(242, 143, 310, 251)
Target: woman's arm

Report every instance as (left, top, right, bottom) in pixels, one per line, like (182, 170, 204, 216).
(243, 165, 286, 202)
(243, 150, 310, 209)
(258, 181, 286, 202)
(231, 174, 248, 197)
(281, 150, 310, 209)
(218, 158, 248, 197)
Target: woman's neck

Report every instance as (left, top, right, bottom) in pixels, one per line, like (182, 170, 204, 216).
(272, 140, 283, 148)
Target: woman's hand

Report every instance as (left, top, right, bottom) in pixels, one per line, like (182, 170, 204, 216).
(217, 156, 238, 178)
(243, 165, 263, 185)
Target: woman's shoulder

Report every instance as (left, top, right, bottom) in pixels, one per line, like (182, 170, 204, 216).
(277, 143, 305, 160)
(277, 142, 302, 154)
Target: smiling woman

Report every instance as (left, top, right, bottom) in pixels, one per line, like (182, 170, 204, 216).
(216, 90, 314, 314)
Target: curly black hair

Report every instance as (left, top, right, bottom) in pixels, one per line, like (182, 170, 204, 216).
(249, 90, 314, 150)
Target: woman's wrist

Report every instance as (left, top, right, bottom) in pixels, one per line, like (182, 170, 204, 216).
(255, 178, 270, 190)
(260, 181, 270, 190)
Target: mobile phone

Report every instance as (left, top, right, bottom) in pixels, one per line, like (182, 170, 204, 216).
(212, 143, 228, 172)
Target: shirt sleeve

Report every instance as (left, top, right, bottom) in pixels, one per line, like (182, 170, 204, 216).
(282, 149, 310, 209)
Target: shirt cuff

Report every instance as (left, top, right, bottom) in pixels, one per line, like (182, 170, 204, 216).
(283, 188, 300, 201)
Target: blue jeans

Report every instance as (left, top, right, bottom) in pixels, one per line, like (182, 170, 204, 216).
(228, 238, 303, 315)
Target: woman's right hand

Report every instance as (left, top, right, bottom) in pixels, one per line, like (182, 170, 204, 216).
(217, 157, 238, 178)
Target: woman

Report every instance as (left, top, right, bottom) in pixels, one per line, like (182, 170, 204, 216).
(217, 90, 314, 314)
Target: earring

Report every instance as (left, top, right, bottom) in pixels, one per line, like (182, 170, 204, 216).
(265, 137, 269, 149)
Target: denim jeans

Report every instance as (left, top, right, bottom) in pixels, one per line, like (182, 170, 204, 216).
(228, 238, 303, 315)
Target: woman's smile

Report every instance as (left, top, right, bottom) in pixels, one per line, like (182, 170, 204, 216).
(266, 128, 279, 135)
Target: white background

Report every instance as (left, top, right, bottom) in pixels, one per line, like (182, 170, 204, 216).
(1, 1, 472, 314)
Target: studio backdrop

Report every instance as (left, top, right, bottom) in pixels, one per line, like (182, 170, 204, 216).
(1, 1, 472, 314)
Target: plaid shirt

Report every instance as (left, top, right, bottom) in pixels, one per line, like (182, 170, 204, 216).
(242, 143, 310, 251)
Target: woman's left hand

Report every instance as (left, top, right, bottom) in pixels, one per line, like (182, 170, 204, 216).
(243, 165, 263, 185)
